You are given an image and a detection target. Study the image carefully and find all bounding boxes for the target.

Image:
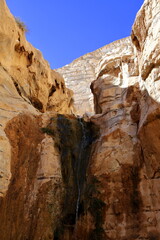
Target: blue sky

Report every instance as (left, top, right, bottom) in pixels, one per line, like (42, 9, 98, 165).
(6, 0, 144, 69)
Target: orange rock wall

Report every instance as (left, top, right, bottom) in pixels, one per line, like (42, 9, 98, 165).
(0, 0, 160, 239)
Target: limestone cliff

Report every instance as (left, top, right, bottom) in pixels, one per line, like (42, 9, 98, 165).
(0, 0, 73, 197)
(0, 0, 160, 239)
(57, 37, 132, 115)
(83, 0, 160, 239)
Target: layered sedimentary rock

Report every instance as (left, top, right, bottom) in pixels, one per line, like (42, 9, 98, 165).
(87, 0, 160, 239)
(58, 0, 160, 239)
(1, 0, 160, 239)
(57, 37, 132, 115)
(0, 0, 73, 197)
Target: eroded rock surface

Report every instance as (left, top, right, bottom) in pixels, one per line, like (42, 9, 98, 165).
(0, 0, 160, 239)
(58, 0, 160, 239)
(85, 0, 160, 239)
(0, 0, 73, 113)
(0, 0, 72, 197)
(57, 37, 132, 115)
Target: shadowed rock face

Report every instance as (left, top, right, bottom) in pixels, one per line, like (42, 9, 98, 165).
(0, 0, 160, 239)
(0, 114, 59, 240)
(43, 115, 98, 240)
(0, 114, 98, 240)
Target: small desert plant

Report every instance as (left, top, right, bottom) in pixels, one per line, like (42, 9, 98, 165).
(15, 17, 28, 33)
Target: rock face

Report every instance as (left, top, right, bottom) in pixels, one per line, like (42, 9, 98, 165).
(88, 0, 160, 239)
(57, 0, 160, 239)
(0, 0, 160, 239)
(57, 37, 132, 115)
(0, 0, 73, 197)
(0, 0, 73, 114)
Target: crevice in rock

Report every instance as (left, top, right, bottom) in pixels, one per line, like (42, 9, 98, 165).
(131, 32, 141, 51)
(55, 79, 60, 89)
(41, 114, 100, 239)
(82, 176, 107, 240)
(29, 96, 43, 112)
(90, 81, 102, 114)
(61, 83, 65, 94)
(141, 61, 160, 81)
(49, 85, 56, 97)
(13, 81, 22, 97)
(14, 43, 33, 67)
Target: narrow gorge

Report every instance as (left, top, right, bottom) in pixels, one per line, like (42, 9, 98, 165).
(0, 0, 160, 239)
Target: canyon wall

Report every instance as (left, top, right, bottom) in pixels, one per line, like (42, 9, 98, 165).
(57, 0, 160, 239)
(57, 37, 132, 115)
(0, 0, 73, 197)
(0, 0, 160, 239)
(0, 1, 73, 239)
(89, 0, 160, 239)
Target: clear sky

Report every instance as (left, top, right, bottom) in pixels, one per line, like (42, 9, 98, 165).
(6, 0, 144, 69)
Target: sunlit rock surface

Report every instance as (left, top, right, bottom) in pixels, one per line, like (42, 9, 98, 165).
(86, 0, 160, 239)
(58, 0, 160, 239)
(57, 37, 132, 115)
(0, 0, 72, 198)
(0, 0, 160, 239)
